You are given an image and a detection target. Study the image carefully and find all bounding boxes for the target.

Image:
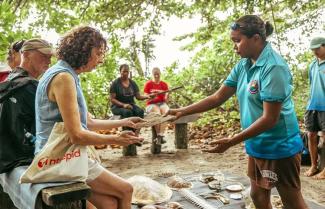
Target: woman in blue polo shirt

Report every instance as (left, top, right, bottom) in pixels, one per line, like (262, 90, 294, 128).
(167, 15, 307, 209)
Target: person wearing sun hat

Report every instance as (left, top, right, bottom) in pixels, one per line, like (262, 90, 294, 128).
(20, 38, 54, 55)
(309, 37, 325, 50)
(8, 38, 54, 80)
(0, 38, 53, 173)
(304, 36, 325, 180)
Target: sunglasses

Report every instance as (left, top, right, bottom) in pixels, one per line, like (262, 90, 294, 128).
(230, 22, 245, 30)
(230, 22, 263, 38)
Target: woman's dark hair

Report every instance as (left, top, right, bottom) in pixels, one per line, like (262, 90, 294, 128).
(11, 40, 25, 52)
(57, 26, 107, 69)
(232, 15, 274, 41)
(6, 39, 25, 62)
(119, 64, 129, 72)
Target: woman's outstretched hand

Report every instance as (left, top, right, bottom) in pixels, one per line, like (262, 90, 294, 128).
(121, 117, 145, 129)
(201, 138, 232, 153)
(164, 108, 183, 121)
(117, 130, 144, 146)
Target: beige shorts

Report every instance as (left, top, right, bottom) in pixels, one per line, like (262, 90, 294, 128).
(87, 158, 105, 182)
(146, 102, 169, 113)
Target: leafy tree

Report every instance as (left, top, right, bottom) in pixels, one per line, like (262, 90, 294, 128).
(0, 1, 33, 60)
(1, 0, 324, 124)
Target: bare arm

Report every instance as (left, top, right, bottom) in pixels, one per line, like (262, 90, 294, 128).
(48, 72, 142, 146)
(135, 92, 150, 100)
(87, 113, 143, 131)
(204, 101, 282, 153)
(110, 92, 126, 107)
(229, 101, 282, 145)
(171, 84, 236, 117)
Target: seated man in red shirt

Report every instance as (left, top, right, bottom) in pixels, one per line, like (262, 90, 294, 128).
(144, 67, 169, 144)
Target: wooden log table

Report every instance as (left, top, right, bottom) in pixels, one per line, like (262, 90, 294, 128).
(138, 113, 201, 153)
(121, 113, 200, 155)
(174, 114, 200, 149)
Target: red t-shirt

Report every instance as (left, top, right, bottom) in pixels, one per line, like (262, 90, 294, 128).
(0, 71, 10, 82)
(144, 80, 169, 105)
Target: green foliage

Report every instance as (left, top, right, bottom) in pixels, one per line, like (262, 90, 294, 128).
(0, 0, 323, 125)
(0, 1, 33, 60)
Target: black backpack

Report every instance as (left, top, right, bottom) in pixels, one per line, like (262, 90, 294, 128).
(0, 72, 37, 173)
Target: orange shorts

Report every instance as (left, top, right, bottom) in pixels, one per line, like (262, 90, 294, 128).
(247, 154, 301, 190)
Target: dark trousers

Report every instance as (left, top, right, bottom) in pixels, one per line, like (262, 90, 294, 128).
(111, 104, 144, 131)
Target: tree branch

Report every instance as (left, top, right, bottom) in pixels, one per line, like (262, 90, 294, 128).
(270, 1, 282, 55)
(13, 0, 23, 13)
(80, 0, 91, 18)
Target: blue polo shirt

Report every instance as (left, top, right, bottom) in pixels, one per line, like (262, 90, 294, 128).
(224, 43, 303, 159)
(306, 59, 325, 111)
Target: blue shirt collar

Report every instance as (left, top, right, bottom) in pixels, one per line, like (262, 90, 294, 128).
(318, 59, 325, 65)
(242, 42, 272, 69)
(255, 42, 271, 67)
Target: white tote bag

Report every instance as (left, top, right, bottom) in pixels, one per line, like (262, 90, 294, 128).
(20, 122, 88, 183)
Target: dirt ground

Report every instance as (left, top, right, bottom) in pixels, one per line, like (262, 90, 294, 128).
(97, 127, 325, 206)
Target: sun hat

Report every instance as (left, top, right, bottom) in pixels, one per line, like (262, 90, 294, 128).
(310, 37, 325, 49)
(21, 38, 54, 55)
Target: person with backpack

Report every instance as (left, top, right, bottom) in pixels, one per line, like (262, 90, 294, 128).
(0, 38, 53, 173)
(7, 40, 26, 69)
(0, 40, 25, 82)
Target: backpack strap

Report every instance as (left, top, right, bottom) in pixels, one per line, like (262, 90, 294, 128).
(0, 75, 36, 102)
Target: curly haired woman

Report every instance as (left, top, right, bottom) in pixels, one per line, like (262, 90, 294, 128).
(35, 26, 144, 209)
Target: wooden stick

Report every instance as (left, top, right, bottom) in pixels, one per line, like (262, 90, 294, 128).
(151, 86, 183, 96)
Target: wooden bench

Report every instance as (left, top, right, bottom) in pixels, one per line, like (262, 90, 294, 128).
(122, 114, 200, 156)
(318, 131, 325, 170)
(0, 182, 91, 209)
